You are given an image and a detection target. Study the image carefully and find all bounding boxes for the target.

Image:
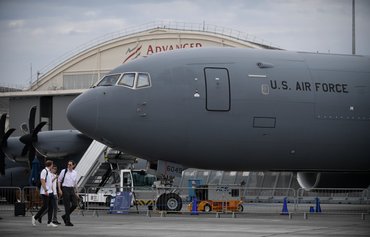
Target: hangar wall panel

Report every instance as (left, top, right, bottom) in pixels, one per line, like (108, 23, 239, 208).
(100, 46, 126, 69)
(9, 97, 40, 136)
(52, 95, 76, 130)
(100, 44, 127, 71)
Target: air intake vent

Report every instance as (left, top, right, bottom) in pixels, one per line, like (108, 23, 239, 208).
(257, 62, 274, 68)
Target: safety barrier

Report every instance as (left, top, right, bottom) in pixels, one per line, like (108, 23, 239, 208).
(22, 186, 43, 211)
(0, 187, 22, 211)
(296, 188, 370, 214)
(297, 188, 369, 204)
(1, 186, 369, 217)
(133, 186, 369, 215)
(145, 185, 296, 214)
(242, 188, 296, 214)
(0, 186, 54, 213)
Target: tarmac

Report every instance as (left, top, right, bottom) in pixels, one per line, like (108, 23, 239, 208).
(0, 210, 369, 237)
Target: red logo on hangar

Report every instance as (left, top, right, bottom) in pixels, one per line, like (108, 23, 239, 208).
(123, 42, 203, 63)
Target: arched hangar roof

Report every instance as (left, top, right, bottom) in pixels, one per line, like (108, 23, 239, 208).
(30, 22, 280, 91)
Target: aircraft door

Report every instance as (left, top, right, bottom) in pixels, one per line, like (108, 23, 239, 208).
(204, 67, 230, 111)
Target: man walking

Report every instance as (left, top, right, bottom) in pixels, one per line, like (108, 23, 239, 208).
(32, 160, 57, 227)
(58, 160, 78, 226)
(39, 164, 61, 224)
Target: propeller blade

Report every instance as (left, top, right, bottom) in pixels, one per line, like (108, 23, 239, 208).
(19, 106, 45, 163)
(21, 144, 29, 157)
(1, 128, 15, 146)
(29, 106, 37, 133)
(0, 149, 5, 176)
(28, 146, 36, 169)
(0, 113, 16, 175)
(32, 121, 47, 138)
(19, 133, 31, 145)
(0, 113, 6, 138)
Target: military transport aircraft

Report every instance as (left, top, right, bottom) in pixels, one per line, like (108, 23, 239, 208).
(0, 107, 92, 181)
(67, 47, 370, 190)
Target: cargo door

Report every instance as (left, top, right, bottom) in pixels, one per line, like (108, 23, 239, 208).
(204, 67, 230, 111)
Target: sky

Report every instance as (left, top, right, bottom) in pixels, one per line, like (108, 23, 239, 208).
(0, 0, 369, 89)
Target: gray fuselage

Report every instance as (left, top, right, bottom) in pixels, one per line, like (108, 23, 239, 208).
(67, 48, 370, 172)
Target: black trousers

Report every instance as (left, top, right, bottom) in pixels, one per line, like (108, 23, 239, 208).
(62, 187, 77, 223)
(34, 193, 54, 224)
(41, 196, 58, 222)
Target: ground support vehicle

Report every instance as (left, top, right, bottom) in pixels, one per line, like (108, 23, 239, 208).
(79, 166, 184, 212)
(120, 169, 183, 212)
(187, 185, 244, 213)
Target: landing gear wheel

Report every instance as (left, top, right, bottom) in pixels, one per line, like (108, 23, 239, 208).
(165, 193, 182, 212)
(156, 193, 183, 212)
(156, 193, 167, 211)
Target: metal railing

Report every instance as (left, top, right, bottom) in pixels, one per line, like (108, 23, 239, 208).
(1, 186, 369, 217)
(296, 188, 369, 215)
(0, 187, 22, 211)
(76, 186, 369, 215)
(297, 188, 369, 204)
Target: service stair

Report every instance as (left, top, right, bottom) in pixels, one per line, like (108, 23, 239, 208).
(75, 140, 137, 192)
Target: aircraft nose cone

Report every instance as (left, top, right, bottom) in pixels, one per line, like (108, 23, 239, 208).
(67, 91, 98, 136)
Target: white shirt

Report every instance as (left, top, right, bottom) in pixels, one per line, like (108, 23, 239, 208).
(58, 169, 78, 188)
(51, 173, 57, 194)
(40, 167, 53, 195)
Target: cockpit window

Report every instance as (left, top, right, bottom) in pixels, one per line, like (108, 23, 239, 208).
(116, 72, 151, 89)
(118, 73, 135, 87)
(97, 74, 121, 86)
(136, 73, 151, 88)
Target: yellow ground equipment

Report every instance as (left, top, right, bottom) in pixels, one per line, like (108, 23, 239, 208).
(187, 185, 244, 212)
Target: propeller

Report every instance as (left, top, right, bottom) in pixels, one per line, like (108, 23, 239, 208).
(19, 106, 46, 168)
(0, 113, 16, 175)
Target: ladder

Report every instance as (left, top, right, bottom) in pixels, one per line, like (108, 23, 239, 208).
(75, 140, 107, 189)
